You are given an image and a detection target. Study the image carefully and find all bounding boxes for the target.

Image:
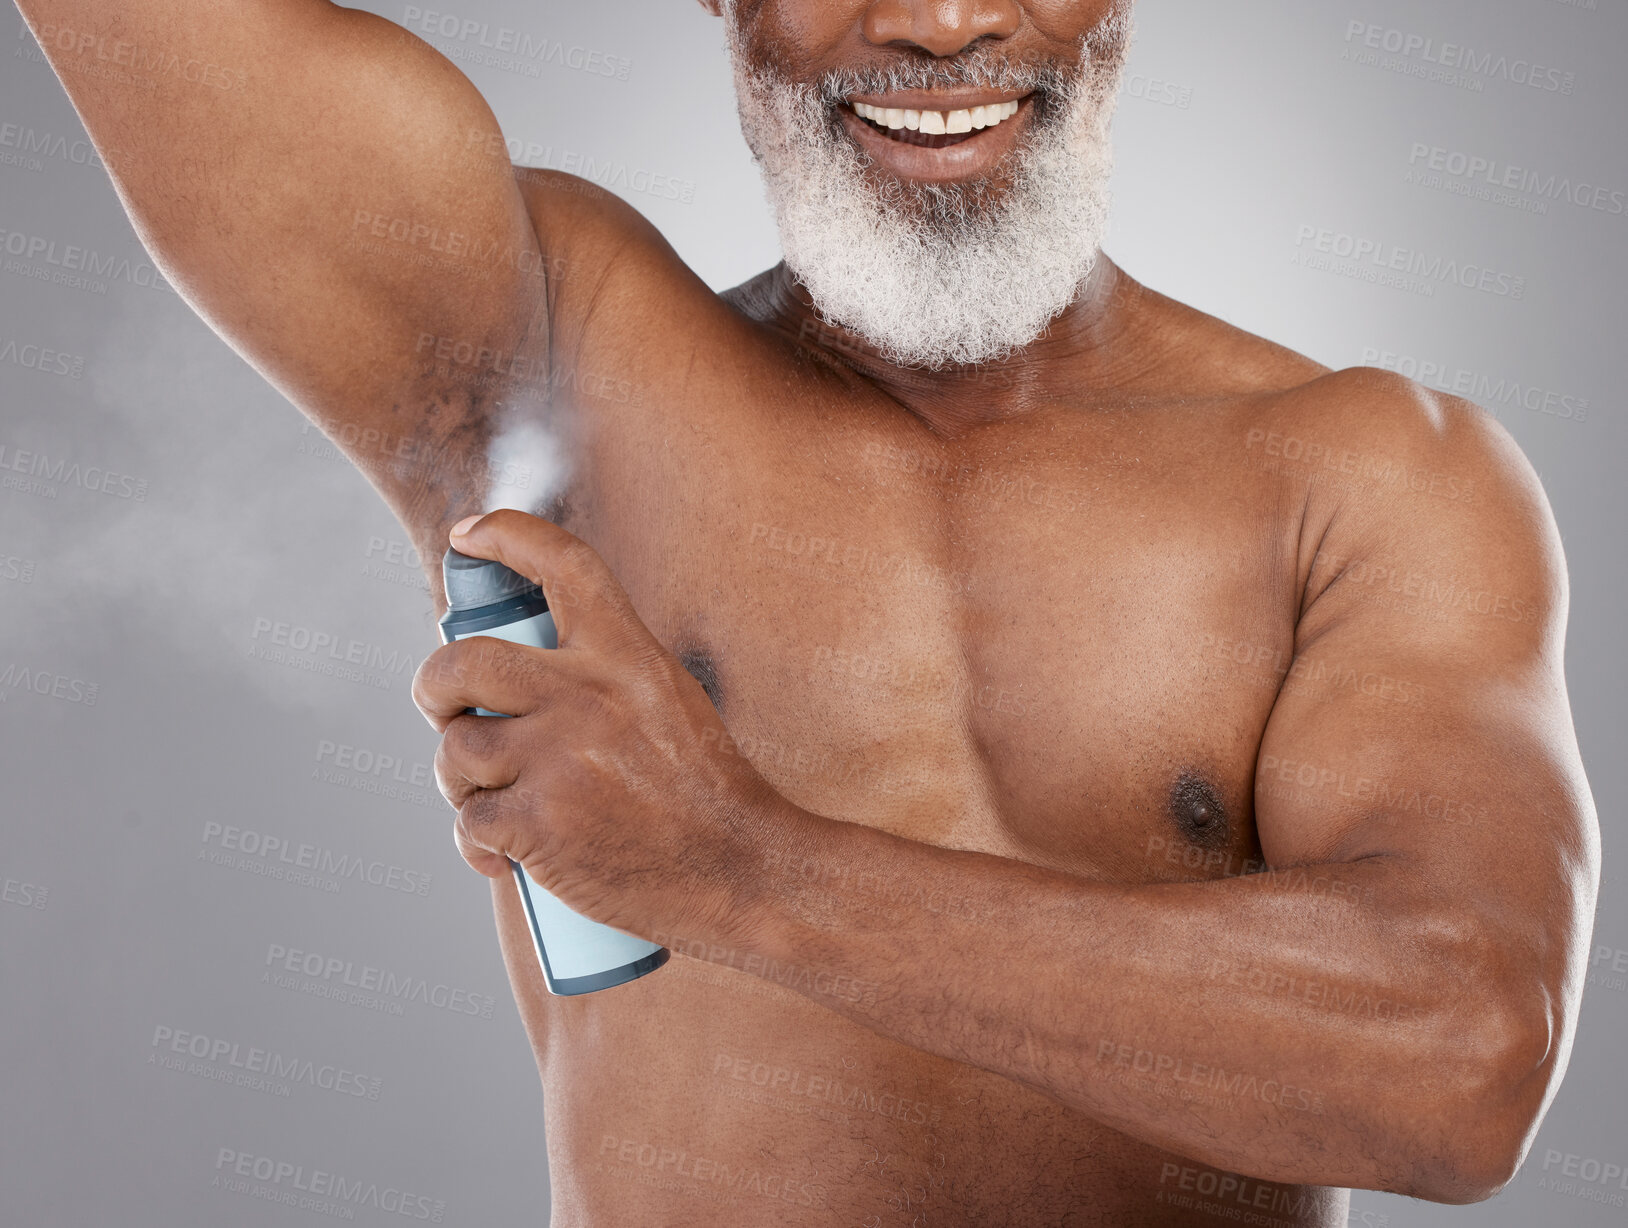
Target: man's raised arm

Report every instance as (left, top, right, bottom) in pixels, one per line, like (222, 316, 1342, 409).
(13, 0, 573, 563)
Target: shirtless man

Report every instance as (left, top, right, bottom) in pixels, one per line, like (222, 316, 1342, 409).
(19, 0, 1598, 1223)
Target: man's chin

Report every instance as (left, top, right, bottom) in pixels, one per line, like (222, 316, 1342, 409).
(795, 281, 1072, 373)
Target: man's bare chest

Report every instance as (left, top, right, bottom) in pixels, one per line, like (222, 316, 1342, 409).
(554, 393, 1302, 886)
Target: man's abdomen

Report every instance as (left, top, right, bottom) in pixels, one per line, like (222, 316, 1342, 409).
(491, 879, 1345, 1228)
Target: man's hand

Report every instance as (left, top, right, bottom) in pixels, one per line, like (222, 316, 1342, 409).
(412, 509, 807, 946)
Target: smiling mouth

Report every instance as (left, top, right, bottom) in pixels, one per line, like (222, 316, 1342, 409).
(847, 99, 1023, 149)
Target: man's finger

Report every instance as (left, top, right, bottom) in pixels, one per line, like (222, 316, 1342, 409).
(412, 635, 564, 731)
(436, 713, 521, 799)
(455, 785, 549, 879)
(449, 509, 648, 648)
(451, 794, 517, 879)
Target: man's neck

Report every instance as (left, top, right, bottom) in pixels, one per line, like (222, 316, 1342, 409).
(730, 255, 1159, 436)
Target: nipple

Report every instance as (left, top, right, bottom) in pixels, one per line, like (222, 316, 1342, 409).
(1169, 770, 1229, 848)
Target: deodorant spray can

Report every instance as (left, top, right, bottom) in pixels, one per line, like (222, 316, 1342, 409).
(438, 547, 669, 995)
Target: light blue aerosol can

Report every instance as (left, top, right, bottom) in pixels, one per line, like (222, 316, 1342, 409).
(438, 547, 668, 995)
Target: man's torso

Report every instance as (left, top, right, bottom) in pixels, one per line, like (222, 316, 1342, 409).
(448, 243, 1353, 1227)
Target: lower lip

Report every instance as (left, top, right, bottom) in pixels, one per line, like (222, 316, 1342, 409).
(838, 99, 1031, 184)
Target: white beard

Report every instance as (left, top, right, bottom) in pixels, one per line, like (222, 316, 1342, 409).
(723, 10, 1133, 370)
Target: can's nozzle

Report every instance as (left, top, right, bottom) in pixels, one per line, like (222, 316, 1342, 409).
(441, 547, 545, 612)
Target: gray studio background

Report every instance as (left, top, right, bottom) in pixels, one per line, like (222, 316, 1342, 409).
(2, 1, 1623, 1224)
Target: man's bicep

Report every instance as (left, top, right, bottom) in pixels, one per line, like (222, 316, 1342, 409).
(1251, 396, 1593, 916)
(1253, 637, 1577, 876)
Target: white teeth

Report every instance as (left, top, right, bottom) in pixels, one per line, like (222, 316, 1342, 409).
(852, 98, 1023, 135)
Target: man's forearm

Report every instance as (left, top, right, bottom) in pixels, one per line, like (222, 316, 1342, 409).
(695, 801, 1542, 1201)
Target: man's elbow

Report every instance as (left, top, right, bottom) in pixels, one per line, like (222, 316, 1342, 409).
(1407, 1141, 1524, 1206)
(1398, 995, 1556, 1205)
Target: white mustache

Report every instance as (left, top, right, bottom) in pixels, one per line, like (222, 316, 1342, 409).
(816, 54, 1078, 112)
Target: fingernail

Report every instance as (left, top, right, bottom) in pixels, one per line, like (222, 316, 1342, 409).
(451, 514, 483, 538)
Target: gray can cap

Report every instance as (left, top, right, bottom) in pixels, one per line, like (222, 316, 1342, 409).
(442, 547, 545, 612)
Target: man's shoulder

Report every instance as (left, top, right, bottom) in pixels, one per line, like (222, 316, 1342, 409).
(1255, 364, 1567, 631)
(1259, 364, 1543, 515)
(1138, 292, 1527, 493)
(506, 166, 742, 351)
(1141, 280, 1537, 514)
(509, 166, 690, 272)
(1141, 284, 1569, 607)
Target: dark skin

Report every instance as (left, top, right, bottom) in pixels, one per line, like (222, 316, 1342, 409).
(23, 0, 1599, 1222)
